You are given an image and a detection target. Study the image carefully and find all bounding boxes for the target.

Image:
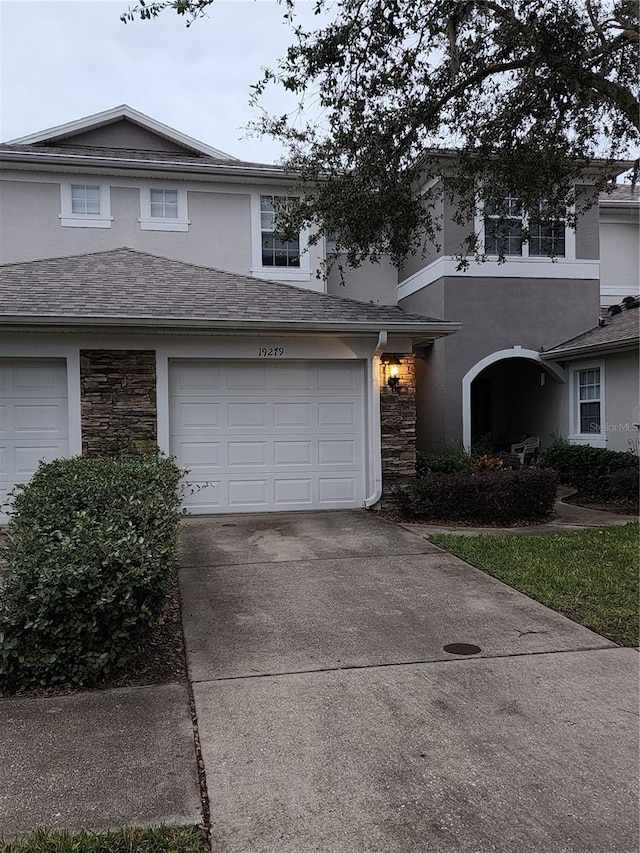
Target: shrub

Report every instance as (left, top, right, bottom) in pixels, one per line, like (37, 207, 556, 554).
(416, 448, 471, 477)
(397, 468, 559, 524)
(597, 468, 639, 505)
(539, 439, 638, 496)
(0, 454, 183, 693)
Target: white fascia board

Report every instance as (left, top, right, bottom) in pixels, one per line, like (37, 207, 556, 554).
(5, 104, 238, 161)
(542, 339, 639, 361)
(0, 150, 292, 182)
(0, 316, 461, 337)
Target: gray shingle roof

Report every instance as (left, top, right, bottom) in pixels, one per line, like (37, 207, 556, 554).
(599, 184, 640, 203)
(0, 142, 281, 172)
(544, 302, 639, 357)
(0, 248, 451, 331)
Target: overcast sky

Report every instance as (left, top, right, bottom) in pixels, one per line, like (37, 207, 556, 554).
(0, 0, 326, 162)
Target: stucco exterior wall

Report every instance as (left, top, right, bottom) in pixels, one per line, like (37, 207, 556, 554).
(0, 178, 325, 284)
(398, 192, 444, 283)
(53, 119, 193, 152)
(600, 212, 639, 306)
(603, 349, 640, 453)
(574, 186, 600, 260)
(327, 255, 398, 305)
(400, 276, 599, 448)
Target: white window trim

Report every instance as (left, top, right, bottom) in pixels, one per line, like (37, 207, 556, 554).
(139, 186, 189, 232)
(60, 182, 112, 228)
(568, 359, 607, 448)
(250, 193, 311, 282)
(476, 198, 575, 261)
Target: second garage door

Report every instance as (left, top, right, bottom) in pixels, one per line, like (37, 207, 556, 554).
(170, 360, 366, 513)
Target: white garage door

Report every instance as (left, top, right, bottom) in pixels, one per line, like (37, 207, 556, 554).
(170, 360, 366, 513)
(0, 359, 69, 513)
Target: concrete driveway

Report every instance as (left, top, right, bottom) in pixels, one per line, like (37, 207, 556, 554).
(179, 511, 639, 853)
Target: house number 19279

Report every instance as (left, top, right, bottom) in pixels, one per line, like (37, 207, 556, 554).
(258, 347, 285, 357)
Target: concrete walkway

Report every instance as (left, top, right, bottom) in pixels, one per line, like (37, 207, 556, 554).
(180, 511, 639, 853)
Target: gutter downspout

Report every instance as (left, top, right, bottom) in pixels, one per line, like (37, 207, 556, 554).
(363, 331, 387, 509)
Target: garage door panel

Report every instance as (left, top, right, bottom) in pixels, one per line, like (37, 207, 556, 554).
(318, 478, 357, 504)
(175, 402, 221, 432)
(170, 360, 365, 513)
(273, 440, 312, 466)
(170, 362, 222, 393)
(273, 402, 312, 428)
(274, 478, 313, 505)
(178, 440, 221, 469)
(228, 442, 267, 468)
(227, 403, 267, 428)
(228, 480, 268, 507)
(318, 440, 356, 466)
(318, 401, 358, 428)
(317, 364, 359, 390)
(226, 365, 267, 390)
(0, 360, 69, 514)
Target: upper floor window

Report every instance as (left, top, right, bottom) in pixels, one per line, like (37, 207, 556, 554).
(484, 194, 566, 258)
(260, 195, 300, 268)
(484, 194, 523, 256)
(60, 182, 112, 228)
(139, 186, 189, 232)
(71, 184, 101, 215)
(150, 188, 178, 219)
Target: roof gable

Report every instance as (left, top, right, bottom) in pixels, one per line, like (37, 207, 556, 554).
(5, 105, 237, 161)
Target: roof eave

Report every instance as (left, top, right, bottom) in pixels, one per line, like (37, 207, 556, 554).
(0, 150, 293, 181)
(542, 338, 640, 360)
(0, 315, 462, 337)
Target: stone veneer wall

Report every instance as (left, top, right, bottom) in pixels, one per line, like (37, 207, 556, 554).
(80, 350, 157, 457)
(380, 354, 417, 506)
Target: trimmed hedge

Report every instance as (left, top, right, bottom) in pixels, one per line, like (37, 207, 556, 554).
(397, 468, 559, 524)
(539, 439, 638, 497)
(0, 455, 182, 693)
(416, 448, 471, 476)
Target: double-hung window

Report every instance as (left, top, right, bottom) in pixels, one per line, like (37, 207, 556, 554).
(569, 362, 606, 447)
(71, 184, 101, 215)
(150, 188, 178, 219)
(577, 367, 602, 434)
(60, 182, 112, 228)
(529, 201, 566, 257)
(484, 194, 567, 258)
(139, 186, 189, 231)
(260, 195, 300, 268)
(484, 194, 523, 256)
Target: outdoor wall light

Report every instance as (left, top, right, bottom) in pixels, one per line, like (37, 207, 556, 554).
(381, 353, 402, 392)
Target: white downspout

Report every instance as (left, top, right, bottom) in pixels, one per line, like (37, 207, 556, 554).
(363, 330, 387, 508)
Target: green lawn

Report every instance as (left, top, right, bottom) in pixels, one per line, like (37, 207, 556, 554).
(0, 826, 207, 853)
(428, 523, 639, 647)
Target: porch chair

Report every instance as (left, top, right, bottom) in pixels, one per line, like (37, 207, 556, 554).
(510, 436, 540, 466)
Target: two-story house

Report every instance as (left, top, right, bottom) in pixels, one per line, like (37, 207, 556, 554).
(0, 105, 460, 519)
(1, 105, 637, 518)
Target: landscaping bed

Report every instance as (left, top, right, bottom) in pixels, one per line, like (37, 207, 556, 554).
(428, 523, 639, 646)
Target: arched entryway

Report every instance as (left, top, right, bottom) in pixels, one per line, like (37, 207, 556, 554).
(462, 347, 565, 451)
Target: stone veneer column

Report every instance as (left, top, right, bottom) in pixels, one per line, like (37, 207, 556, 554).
(380, 354, 417, 507)
(80, 350, 157, 457)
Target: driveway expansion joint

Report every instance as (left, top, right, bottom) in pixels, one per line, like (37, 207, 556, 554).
(188, 642, 621, 685)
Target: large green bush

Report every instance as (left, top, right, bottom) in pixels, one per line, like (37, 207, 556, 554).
(0, 454, 182, 693)
(539, 439, 638, 496)
(397, 468, 559, 524)
(416, 448, 471, 476)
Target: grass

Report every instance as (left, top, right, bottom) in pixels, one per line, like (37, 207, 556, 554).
(428, 523, 639, 646)
(0, 825, 207, 853)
